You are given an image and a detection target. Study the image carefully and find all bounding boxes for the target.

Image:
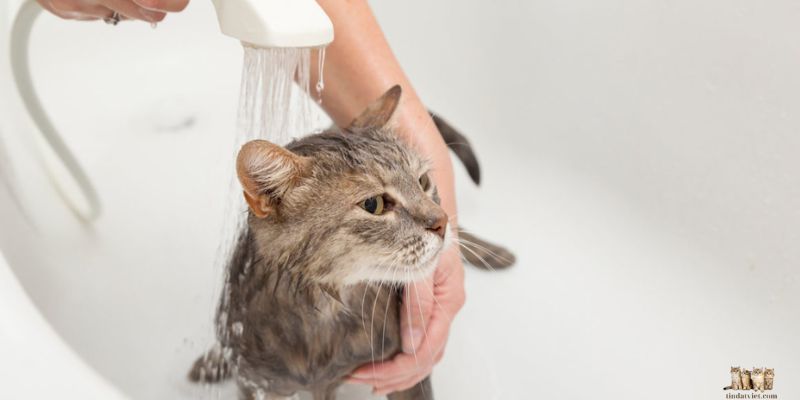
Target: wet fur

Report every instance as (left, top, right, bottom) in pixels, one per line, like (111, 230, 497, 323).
(213, 229, 411, 399)
(190, 87, 514, 399)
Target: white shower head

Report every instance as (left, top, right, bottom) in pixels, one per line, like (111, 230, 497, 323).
(211, 0, 334, 48)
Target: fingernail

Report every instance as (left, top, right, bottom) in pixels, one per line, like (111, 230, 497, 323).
(403, 329, 424, 353)
(141, 9, 163, 21)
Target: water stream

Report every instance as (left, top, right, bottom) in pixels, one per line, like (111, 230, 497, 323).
(218, 45, 326, 266)
(208, 46, 327, 393)
(236, 46, 319, 146)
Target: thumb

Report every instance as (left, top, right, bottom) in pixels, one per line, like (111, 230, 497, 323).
(400, 279, 435, 354)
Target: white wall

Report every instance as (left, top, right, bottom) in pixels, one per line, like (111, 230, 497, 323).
(373, 1, 800, 397)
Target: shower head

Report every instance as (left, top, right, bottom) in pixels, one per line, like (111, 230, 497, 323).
(211, 0, 334, 48)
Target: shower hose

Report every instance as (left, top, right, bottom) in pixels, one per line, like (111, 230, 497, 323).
(10, 0, 101, 221)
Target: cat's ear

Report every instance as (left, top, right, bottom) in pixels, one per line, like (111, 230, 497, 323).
(236, 139, 310, 218)
(347, 85, 402, 131)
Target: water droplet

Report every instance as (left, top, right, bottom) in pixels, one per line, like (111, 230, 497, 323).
(315, 47, 326, 104)
(232, 321, 244, 336)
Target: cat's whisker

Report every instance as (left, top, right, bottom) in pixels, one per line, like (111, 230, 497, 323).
(359, 280, 371, 342)
(411, 278, 437, 375)
(457, 240, 497, 272)
(403, 269, 421, 370)
(368, 280, 384, 378)
(417, 274, 454, 325)
(410, 277, 435, 400)
(381, 264, 400, 362)
(457, 237, 513, 265)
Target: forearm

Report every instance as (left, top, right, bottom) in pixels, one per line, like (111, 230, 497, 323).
(312, 0, 458, 227)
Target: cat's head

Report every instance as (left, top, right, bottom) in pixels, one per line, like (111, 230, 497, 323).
(236, 85, 451, 285)
(731, 366, 741, 373)
(753, 368, 763, 375)
(765, 369, 774, 377)
(743, 370, 751, 376)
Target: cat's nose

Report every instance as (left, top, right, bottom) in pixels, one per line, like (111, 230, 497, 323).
(427, 212, 448, 239)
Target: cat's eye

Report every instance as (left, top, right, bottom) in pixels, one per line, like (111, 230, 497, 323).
(419, 173, 431, 191)
(360, 195, 385, 215)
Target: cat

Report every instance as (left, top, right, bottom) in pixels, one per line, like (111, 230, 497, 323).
(764, 368, 774, 390)
(188, 85, 515, 399)
(740, 369, 752, 390)
(751, 367, 766, 392)
(723, 366, 743, 390)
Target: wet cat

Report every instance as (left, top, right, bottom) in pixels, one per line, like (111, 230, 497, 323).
(189, 86, 514, 399)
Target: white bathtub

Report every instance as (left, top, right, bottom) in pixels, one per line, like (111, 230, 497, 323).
(1, 0, 799, 399)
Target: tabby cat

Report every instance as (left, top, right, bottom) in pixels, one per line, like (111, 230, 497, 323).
(764, 368, 774, 390)
(189, 86, 514, 399)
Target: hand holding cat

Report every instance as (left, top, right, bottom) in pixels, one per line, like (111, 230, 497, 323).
(36, 0, 188, 23)
(347, 248, 466, 395)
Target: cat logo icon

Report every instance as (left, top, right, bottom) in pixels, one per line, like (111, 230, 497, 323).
(724, 366, 777, 399)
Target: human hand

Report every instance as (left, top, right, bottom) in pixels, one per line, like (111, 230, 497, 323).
(36, 0, 188, 23)
(347, 247, 466, 395)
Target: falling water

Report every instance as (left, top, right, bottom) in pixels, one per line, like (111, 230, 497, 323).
(315, 47, 326, 102)
(217, 46, 325, 266)
(216, 45, 325, 266)
(204, 46, 326, 392)
(236, 45, 320, 145)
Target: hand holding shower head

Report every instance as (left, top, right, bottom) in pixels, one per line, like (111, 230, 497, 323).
(211, 0, 333, 48)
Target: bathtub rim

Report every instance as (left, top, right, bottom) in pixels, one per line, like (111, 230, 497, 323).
(0, 251, 128, 399)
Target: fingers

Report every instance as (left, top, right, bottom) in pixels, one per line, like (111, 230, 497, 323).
(351, 349, 443, 393)
(77, 5, 114, 19)
(356, 313, 450, 378)
(44, 0, 109, 20)
(433, 248, 466, 315)
(99, 0, 165, 22)
(347, 252, 467, 395)
(400, 279, 435, 354)
(39, 0, 175, 22)
(132, 0, 189, 12)
(347, 306, 451, 392)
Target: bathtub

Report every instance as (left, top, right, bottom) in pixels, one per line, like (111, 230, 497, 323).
(1, 0, 799, 399)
